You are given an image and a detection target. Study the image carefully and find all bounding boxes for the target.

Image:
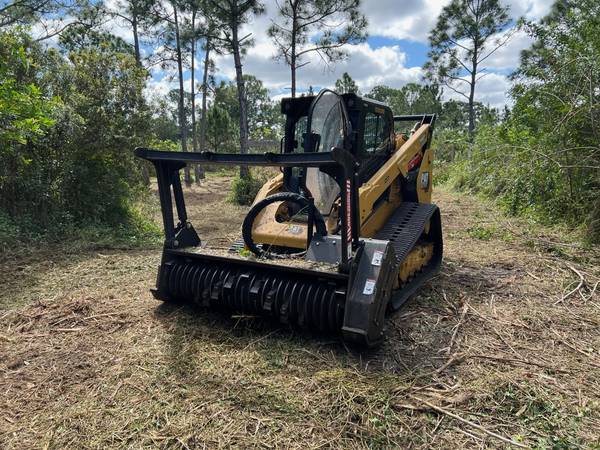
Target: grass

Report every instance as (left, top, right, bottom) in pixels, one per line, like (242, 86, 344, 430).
(1, 176, 600, 448)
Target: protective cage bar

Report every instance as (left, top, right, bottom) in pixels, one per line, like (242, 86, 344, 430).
(135, 147, 361, 268)
(393, 114, 436, 124)
(135, 147, 356, 168)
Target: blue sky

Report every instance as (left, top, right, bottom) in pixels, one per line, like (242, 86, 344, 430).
(133, 0, 556, 109)
(367, 37, 429, 67)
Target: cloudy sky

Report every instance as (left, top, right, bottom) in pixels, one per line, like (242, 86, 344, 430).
(145, 0, 555, 109)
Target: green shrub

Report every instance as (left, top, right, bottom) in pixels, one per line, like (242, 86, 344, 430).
(0, 211, 21, 251)
(443, 119, 598, 243)
(432, 128, 469, 162)
(229, 171, 264, 205)
(433, 161, 450, 186)
(0, 30, 158, 249)
(0, 202, 162, 253)
(72, 210, 162, 249)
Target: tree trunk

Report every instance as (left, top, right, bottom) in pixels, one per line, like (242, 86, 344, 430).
(199, 39, 211, 156)
(132, 9, 149, 185)
(190, 10, 197, 155)
(231, 11, 250, 179)
(290, 53, 296, 98)
(140, 162, 150, 186)
(132, 13, 141, 66)
(290, 1, 298, 97)
(173, 3, 192, 185)
(190, 9, 204, 183)
(468, 56, 477, 140)
(468, 78, 476, 138)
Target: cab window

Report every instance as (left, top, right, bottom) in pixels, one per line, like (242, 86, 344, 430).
(363, 112, 388, 154)
(293, 116, 307, 152)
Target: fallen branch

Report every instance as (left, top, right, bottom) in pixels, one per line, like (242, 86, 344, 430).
(586, 281, 599, 301)
(555, 264, 585, 305)
(50, 314, 77, 326)
(446, 303, 469, 355)
(468, 354, 570, 374)
(436, 353, 465, 374)
(526, 271, 541, 281)
(82, 312, 121, 321)
(241, 329, 280, 350)
(454, 426, 484, 443)
(407, 395, 528, 448)
(466, 303, 532, 330)
(550, 329, 600, 368)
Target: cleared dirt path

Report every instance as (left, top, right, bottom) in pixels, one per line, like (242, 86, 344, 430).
(1, 177, 599, 448)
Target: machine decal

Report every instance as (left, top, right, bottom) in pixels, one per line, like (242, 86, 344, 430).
(287, 225, 302, 234)
(421, 172, 430, 190)
(407, 153, 422, 171)
(363, 278, 376, 295)
(371, 250, 383, 266)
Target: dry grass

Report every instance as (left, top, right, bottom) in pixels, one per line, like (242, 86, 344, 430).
(1, 176, 600, 449)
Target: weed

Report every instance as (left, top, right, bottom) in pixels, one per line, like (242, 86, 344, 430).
(466, 225, 495, 240)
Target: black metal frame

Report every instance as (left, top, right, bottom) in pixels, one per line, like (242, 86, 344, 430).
(393, 114, 436, 128)
(135, 147, 361, 269)
(394, 114, 437, 155)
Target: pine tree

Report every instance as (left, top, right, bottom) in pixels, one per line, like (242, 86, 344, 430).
(268, 0, 367, 97)
(424, 0, 511, 137)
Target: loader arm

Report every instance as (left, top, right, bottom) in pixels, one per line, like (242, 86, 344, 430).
(358, 123, 432, 227)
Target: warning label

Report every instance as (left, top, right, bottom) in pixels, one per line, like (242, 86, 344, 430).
(363, 278, 376, 295)
(371, 250, 383, 266)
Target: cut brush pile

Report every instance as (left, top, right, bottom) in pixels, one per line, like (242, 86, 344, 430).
(1, 176, 599, 449)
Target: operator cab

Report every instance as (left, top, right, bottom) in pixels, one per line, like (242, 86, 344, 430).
(281, 89, 394, 217)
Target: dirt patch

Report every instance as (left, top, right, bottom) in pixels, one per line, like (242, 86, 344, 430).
(1, 179, 600, 448)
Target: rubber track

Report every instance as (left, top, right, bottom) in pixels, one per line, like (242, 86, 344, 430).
(375, 202, 443, 310)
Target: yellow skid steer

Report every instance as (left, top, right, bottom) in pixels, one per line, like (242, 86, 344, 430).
(136, 89, 442, 346)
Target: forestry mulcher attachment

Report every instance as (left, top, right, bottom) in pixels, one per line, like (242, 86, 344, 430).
(136, 89, 442, 346)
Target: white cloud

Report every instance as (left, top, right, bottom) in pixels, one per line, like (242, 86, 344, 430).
(474, 73, 512, 108)
(450, 26, 533, 73)
(146, 75, 177, 98)
(145, 0, 556, 108)
(101, 0, 142, 43)
(210, 2, 426, 95)
(361, 0, 449, 42)
(359, 0, 554, 45)
(504, 0, 553, 20)
(30, 16, 74, 45)
(214, 40, 422, 95)
(481, 28, 532, 70)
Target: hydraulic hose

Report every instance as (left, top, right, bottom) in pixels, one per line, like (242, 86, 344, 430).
(242, 192, 327, 258)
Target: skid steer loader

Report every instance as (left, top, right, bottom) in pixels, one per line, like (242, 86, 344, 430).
(136, 89, 442, 346)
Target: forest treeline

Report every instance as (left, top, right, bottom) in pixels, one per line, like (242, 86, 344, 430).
(446, 0, 600, 242)
(0, 0, 598, 247)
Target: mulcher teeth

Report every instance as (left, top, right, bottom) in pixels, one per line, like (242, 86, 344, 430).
(156, 257, 347, 333)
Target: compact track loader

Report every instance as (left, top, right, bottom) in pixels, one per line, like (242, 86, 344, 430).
(136, 89, 442, 346)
